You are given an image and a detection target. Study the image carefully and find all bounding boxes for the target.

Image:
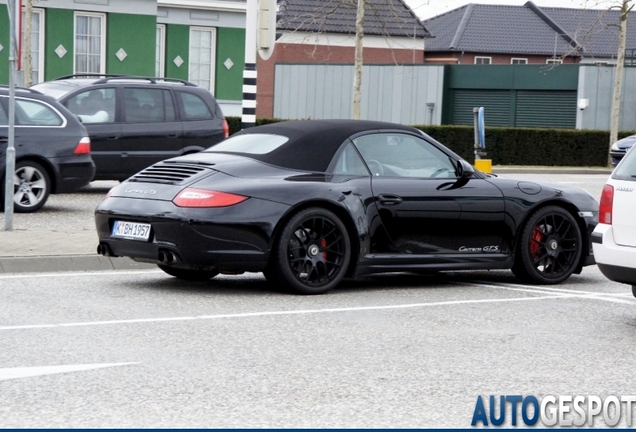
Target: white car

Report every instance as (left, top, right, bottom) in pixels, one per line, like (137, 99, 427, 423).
(592, 145, 636, 297)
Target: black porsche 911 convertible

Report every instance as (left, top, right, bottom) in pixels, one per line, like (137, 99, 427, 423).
(95, 119, 598, 294)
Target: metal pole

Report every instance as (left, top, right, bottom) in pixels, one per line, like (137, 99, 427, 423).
(241, 0, 257, 129)
(473, 107, 480, 161)
(4, 0, 17, 230)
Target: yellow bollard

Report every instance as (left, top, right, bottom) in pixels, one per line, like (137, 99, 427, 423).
(474, 159, 492, 174)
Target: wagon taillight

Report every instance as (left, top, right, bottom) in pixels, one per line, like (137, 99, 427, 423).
(74, 137, 91, 154)
(599, 184, 614, 225)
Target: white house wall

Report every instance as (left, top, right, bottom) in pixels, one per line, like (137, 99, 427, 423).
(577, 65, 636, 131)
(157, 6, 245, 27)
(274, 64, 444, 125)
(26, 0, 157, 15)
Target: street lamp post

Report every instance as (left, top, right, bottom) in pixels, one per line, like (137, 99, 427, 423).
(4, 0, 18, 231)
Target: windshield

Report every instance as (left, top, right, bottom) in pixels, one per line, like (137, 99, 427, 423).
(205, 133, 288, 155)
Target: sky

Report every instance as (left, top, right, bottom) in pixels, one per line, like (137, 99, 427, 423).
(406, 0, 626, 20)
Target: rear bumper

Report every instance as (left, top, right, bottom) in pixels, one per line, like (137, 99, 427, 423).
(610, 150, 625, 166)
(54, 160, 96, 193)
(592, 224, 636, 286)
(95, 196, 289, 272)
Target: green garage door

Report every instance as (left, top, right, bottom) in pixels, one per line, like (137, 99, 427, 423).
(515, 90, 577, 129)
(451, 90, 511, 126)
(451, 89, 577, 129)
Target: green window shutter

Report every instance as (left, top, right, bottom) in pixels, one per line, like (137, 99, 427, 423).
(515, 91, 577, 129)
(452, 90, 511, 126)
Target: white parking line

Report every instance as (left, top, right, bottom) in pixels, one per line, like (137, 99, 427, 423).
(469, 281, 636, 305)
(0, 292, 576, 331)
(0, 362, 139, 381)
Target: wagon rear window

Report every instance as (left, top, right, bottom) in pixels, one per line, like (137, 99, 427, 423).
(206, 133, 288, 154)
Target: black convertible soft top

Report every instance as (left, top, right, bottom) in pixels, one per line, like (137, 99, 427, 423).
(230, 119, 421, 172)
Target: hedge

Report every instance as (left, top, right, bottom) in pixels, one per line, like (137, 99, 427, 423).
(225, 116, 632, 167)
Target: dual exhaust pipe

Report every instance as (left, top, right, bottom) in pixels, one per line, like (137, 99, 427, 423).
(158, 250, 178, 265)
(97, 243, 178, 265)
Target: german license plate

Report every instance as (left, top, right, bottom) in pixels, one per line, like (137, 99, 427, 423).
(111, 220, 151, 241)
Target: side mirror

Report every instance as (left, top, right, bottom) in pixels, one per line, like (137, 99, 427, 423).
(456, 159, 474, 179)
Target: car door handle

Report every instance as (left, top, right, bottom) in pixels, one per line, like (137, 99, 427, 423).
(166, 134, 178, 138)
(378, 194, 403, 206)
(106, 136, 119, 140)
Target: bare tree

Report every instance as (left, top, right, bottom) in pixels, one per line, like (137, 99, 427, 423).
(24, 0, 33, 87)
(352, 0, 365, 119)
(609, 0, 634, 165)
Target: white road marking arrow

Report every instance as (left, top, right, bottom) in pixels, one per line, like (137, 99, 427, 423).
(0, 362, 139, 381)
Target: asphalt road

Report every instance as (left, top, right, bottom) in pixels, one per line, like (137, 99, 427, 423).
(1, 267, 634, 428)
(2, 172, 634, 428)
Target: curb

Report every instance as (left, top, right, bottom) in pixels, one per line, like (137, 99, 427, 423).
(0, 255, 155, 274)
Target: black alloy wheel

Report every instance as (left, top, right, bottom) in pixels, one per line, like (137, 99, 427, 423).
(267, 207, 351, 294)
(512, 206, 582, 284)
(158, 265, 219, 281)
(13, 161, 51, 213)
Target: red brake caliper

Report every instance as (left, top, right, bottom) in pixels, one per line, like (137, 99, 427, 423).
(321, 238, 327, 259)
(530, 226, 544, 259)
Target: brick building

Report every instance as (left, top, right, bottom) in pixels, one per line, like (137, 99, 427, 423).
(256, 0, 431, 118)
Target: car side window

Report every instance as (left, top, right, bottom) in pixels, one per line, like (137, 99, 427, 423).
(66, 88, 115, 124)
(331, 143, 370, 176)
(15, 98, 64, 126)
(353, 133, 457, 178)
(613, 146, 636, 181)
(123, 88, 175, 123)
(177, 92, 214, 120)
(0, 100, 7, 126)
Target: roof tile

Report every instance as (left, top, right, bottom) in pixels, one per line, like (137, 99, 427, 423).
(278, 0, 431, 38)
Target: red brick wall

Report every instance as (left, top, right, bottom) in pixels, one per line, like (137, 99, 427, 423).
(256, 43, 425, 118)
(424, 52, 579, 65)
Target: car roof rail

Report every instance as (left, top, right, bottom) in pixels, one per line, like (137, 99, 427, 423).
(0, 84, 43, 94)
(54, 73, 130, 80)
(90, 76, 197, 86)
(52, 74, 197, 86)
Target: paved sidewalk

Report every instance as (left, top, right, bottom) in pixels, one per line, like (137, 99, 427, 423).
(0, 166, 612, 274)
(0, 229, 153, 274)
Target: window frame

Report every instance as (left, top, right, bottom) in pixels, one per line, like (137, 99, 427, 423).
(21, 7, 45, 84)
(511, 58, 528, 64)
(156, 24, 166, 78)
(546, 58, 563, 65)
(73, 11, 106, 75)
(474, 56, 492, 65)
(188, 26, 217, 94)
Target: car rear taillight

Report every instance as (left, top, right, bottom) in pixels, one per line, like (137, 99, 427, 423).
(599, 184, 614, 224)
(173, 188, 248, 208)
(222, 118, 230, 139)
(74, 137, 91, 155)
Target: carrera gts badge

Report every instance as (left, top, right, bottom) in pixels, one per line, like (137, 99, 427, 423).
(125, 188, 157, 194)
(460, 246, 499, 252)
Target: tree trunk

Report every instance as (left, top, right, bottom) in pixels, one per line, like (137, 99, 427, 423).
(352, 0, 365, 120)
(609, 0, 630, 166)
(24, 0, 33, 87)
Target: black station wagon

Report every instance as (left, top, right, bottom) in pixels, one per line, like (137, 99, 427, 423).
(32, 75, 229, 181)
(0, 86, 95, 212)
